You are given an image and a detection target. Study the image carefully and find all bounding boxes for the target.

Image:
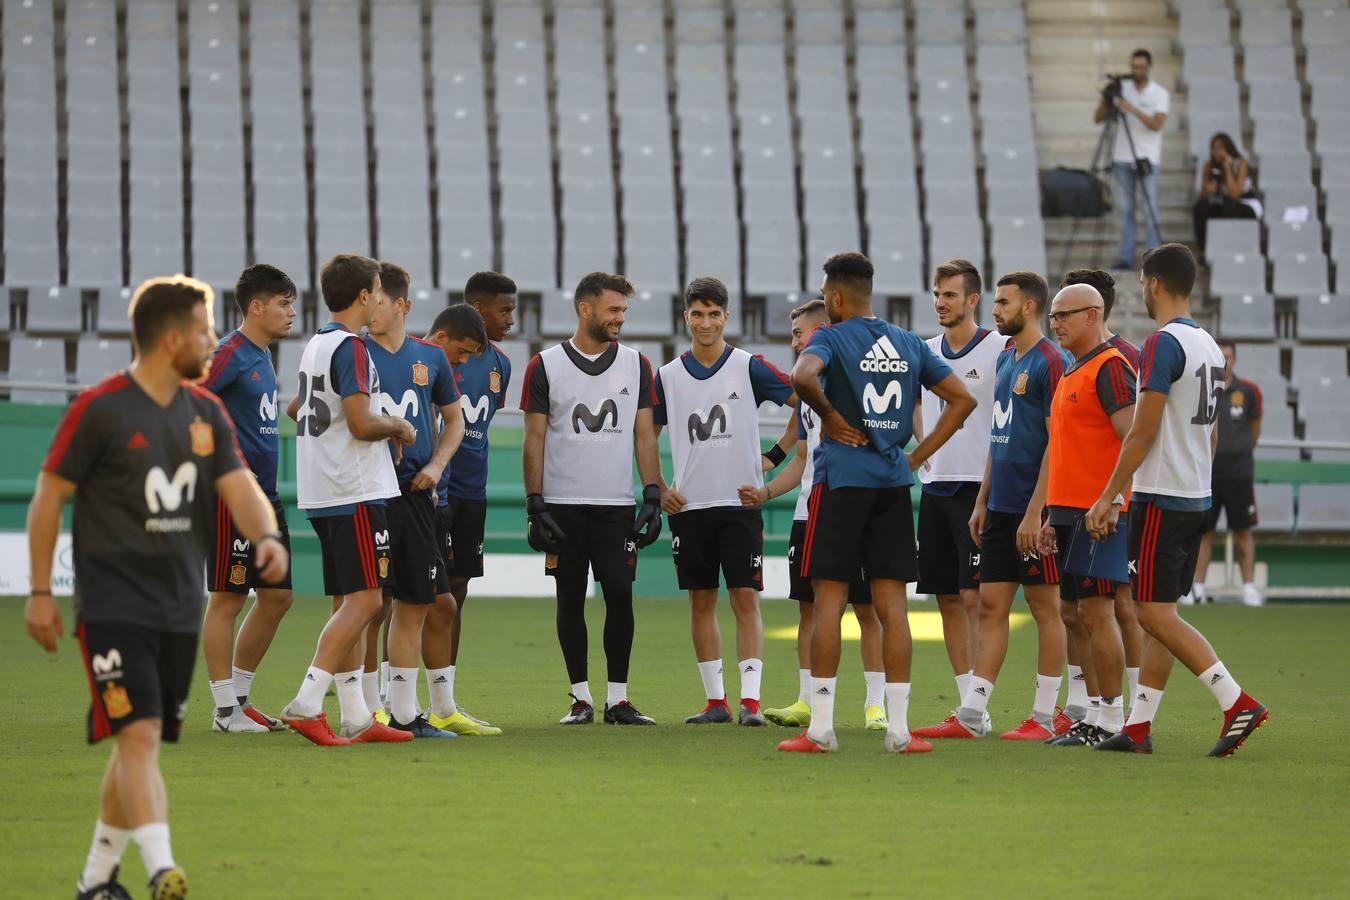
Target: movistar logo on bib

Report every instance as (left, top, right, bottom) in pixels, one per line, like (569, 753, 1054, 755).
(570, 399, 621, 439)
(688, 405, 730, 443)
(859, 335, 910, 374)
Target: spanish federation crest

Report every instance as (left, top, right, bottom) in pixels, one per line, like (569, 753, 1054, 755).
(412, 362, 429, 387)
(103, 682, 132, 719)
(229, 564, 248, 586)
(379, 555, 391, 579)
(1012, 372, 1029, 396)
(489, 369, 502, 394)
(190, 416, 214, 456)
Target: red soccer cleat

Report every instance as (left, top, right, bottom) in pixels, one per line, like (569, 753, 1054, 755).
(885, 733, 933, 753)
(242, 705, 286, 732)
(1209, 692, 1269, 758)
(281, 710, 351, 746)
(912, 714, 979, 739)
(1000, 717, 1054, 741)
(1052, 706, 1073, 735)
(777, 730, 836, 753)
(350, 719, 415, 743)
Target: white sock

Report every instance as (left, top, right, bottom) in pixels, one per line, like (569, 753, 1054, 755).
(1193, 582, 1207, 602)
(739, 659, 763, 702)
(955, 671, 972, 703)
(1033, 674, 1062, 720)
(388, 666, 419, 725)
(1126, 666, 1140, 703)
(231, 666, 255, 704)
(1126, 686, 1164, 727)
(335, 669, 371, 727)
(426, 665, 456, 718)
(806, 676, 837, 742)
(885, 682, 910, 741)
(963, 675, 995, 713)
(797, 668, 810, 703)
(292, 666, 333, 717)
(209, 678, 236, 716)
(697, 659, 725, 701)
(607, 681, 627, 706)
(1065, 665, 1088, 710)
(361, 671, 381, 715)
(80, 821, 130, 889)
(131, 823, 174, 875)
(1085, 697, 1101, 727)
(864, 671, 885, 710)
(1199, 661, 1242, 710)
(379, 660, 390, 700)
(571, 681, 593, 706)
(1098, 695, 1124, 733)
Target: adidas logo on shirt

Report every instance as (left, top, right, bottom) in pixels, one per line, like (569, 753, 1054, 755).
(965, 368, 979, 379)
(728, 391, 740, 400)
(859, 335, 910, 373)
(619, 387, 630, 395)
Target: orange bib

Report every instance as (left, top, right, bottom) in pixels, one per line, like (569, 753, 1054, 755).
(1048, 347, 1133, 510)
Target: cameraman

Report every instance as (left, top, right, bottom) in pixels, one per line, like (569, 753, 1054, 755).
(1193, 132, 1260, 252)
(1094, 48, 1169, 269)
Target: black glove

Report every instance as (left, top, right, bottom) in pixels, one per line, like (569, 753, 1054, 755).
(526, 493, 566, 553)
(631, 484, 662, 549)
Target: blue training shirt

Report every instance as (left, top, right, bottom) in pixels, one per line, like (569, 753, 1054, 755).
(440, 343, 512, 504)
(201, 330, 281, 500)
(987, 335, 1070, 515)
(800, 316, 951, 490)
(651, 343, 794, 425)
(365, 334, 461, 492)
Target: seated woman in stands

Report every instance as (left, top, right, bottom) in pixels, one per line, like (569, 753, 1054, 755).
(1193, 132, 1262, 252)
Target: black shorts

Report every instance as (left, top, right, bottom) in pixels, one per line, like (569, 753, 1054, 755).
(669, 506, 764, 591)
(979, 509, 1060, 586)
(543, 503, 638, 586)
(802, 483, 917, 584)
(76, 619, 196, 744)
(1130, 501, 1206, 604)
(309, 502, 392, 597)
(916, 484, 981, 595)
(209, 498, 293, 594)
(1053, 523, 1126, 602)
(1206, 477, 1258, 531)
(384, 491, 450, 604)
(787, 520, 871, 604)
(438, 495, 488, 580)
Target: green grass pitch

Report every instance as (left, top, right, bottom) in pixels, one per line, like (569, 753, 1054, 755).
(3, 597, 1348, 898)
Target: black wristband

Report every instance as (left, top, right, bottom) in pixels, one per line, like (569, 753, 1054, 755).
(763, 445, 787, 466)
(30, 589, 52, 597)
(526, 493, 547, 514)
(259, 531, 283, 546)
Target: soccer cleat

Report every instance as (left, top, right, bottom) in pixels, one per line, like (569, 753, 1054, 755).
(685, 700, 733, 724)
(342, 717, 415, 743)
(1242, 584, 1265, 608)
(883, 732, 933, 754)
(212, 706, 269, 734)
(457, 708, 497, 728)
(148, 866, 188, 900)
(241, 704, 286, 731)
(76, 865, 133, 899)
(373, 707, 391, 726)
(1052, 706, 1073, 735)
(1094, 723, 1153, 753)
(763, 698, 811, 727)
(864, 705, 889, 731)
(1047, 722, 1109, 747)
(1000, 716, 1054, 741)
(429, 709, 502, 736)
(1208, 693, 1268, 758)
(739, 701, 767, 727)
(604, 700, 656, 725)
(912, 714, 979, 739)
(778, 730, 836, 753)
(280, 704, 351, 746)
(560, 694, 594, 725)
(389, 714, 458, 739)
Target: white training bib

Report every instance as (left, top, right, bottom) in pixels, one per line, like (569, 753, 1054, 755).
(919, 328, 1003, 485)
(794, 401, 821, 522)
(661, 348, 765, 511)
(541, 342, 643, 505)
(1134, 321, 1225, 500)
(295, 329, 401, 509)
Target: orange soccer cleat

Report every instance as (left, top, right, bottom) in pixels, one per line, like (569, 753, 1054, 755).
(1000, 717, 1054, 741)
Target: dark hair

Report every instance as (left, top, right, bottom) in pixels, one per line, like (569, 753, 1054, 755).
(234, 264, 296, 316)
(429, 303, 488, 348)
(379, 261, 411, 303)
(573, 271, 635, 310)
(130, 276, 213, 352)
(319, 253, 380, 312)
(933, 258, 982, 298)
(684, 276, 729, 309)
(995, 270, 1049, 312)
(822, 251, 874, 295)
(1132, 47, 1152, 65)
(1209, 132, 1242, 162)
(1141, 243, 1197, 298)
(464, 271, 518, 304)
(1062, 268, 1116, 318)
(791, 298, 827, 319)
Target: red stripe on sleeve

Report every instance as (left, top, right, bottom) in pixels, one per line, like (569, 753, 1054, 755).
(642, 354, 657, 405)
(753, 354, 792, 386)
(201, 332, 244, 392)
(42, 374, 131, 472)
(519, 355, 541, 411)
(350, 338, 371, 394)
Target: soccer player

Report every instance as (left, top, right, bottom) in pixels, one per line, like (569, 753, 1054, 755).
(26, 276, 288, 899)
(1038, 283, 1137, 746)
(746, 299, 888, 731)
(425, 271, 518, 735)
(909, 260, 1004, 738)
(934, 272, 1072, 742)
(1192, 340, 1263, 607)
(652, 277, 793, 726)
(200, 264, 297, 734)
(520, 272, 665, 725)
(779, 252, 976, 753)
(279, 254, 417, 746)
(362, 261, 483, 738)
(1087, 244, 1269, 756)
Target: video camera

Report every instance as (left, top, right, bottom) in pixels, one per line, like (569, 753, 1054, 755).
(1100, 73, 1131, 103)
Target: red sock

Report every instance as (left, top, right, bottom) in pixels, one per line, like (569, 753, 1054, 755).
(740, 698, 761, 714)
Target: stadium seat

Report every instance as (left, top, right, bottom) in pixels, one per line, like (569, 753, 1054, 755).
(1296, 294, 1350, 341)
(1252, 483, 1295, 533)
(1272, 254, 1330, 297)
(1268, 222, 1324, 260)
(75, 335, 131, 386)
(7, 335, 67, 404)
(1255, 404, 1300, 462)
(1209, 252, 1267, 295)
(1296, 374, 1350, 421)
(1218, 293, 1276, 340)
(1205, 220, 1261, 265)
(1298, 484, 1350, 530)
(1291, 344, 1348, 384)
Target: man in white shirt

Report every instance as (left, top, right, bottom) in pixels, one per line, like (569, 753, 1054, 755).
(1094, 48, 1169, 270)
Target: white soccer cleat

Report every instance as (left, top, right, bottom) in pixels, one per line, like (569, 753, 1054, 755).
(1242, 584, 1265, 607)
(212, 707, 270, 733)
